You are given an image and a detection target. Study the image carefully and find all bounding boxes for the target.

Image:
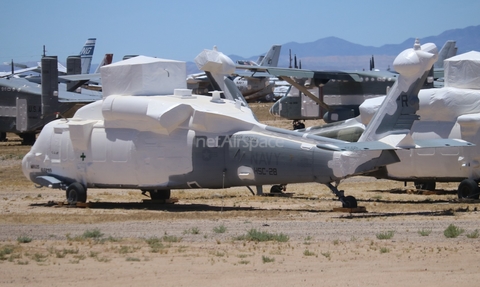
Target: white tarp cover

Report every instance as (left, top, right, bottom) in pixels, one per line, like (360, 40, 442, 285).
(359, 96, 384, 126)
(444, 51, 480, 89)
(417, 87, 480, 122)
(359, 87, 480, 123)
(100, 56, 186, 98)
(194, 48, 236, 74)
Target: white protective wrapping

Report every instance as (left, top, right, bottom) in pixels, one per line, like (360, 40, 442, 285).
(359, 87, 480, 124)
(194, 47, 236, 96)
(359, 96, 384, 126)
(100, 55, 186, 98)
(417, 87, 480, 122)
(194, 47, 236, 74)
(444, 51, 480, 89)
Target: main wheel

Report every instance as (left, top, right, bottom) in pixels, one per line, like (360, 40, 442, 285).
(20, 133, 36, 145)
(66, 182, 87, 204)
(414, 181, 436, 191)
(342, 195, 358, 208)
(149, 190, 171, 200)
(270, 185, 283, 194)
(458, 179, 480, 199)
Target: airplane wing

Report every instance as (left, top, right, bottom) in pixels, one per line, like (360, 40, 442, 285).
(233, 69, 271, 78)
(58, 73, 101, 82)
(0, 66, 39, 78)
(267, 68, 363, 82)
(58, 89, 102, 102)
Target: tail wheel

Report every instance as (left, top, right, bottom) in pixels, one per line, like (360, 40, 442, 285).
(342, 195, 358, 208)
(66, 182, 87, 205)
(458, 179, 480, 199)
(414, 181, 436, 191)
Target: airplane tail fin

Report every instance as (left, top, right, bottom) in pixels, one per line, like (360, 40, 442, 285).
(256, 55, 265, 65)
(258, 45, 281, 67)
(435, 40, 457, 69)
(358, 39, 438, 145)
(57, 62, 67, 74)
(94, 53, 113, 73)
(79, 38, 96, 74)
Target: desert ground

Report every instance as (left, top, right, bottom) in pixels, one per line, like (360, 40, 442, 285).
(1, 103, 480, 287)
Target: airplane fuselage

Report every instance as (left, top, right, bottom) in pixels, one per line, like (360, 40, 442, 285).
(270, 71, 397, 122)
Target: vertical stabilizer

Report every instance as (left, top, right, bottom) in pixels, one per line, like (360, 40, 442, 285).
(435, 40, 457, 69)
(258, 45, 281, 67)
(94, 53, 113, 73)
(358, 39, 438, 145)
(41, 56, 59, 122)
(80, 38, 96, 74)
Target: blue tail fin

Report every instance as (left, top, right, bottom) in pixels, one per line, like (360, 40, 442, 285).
(79, 38, 96, 74)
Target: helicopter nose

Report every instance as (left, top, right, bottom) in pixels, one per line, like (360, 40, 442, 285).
(21, 152, 32, 180)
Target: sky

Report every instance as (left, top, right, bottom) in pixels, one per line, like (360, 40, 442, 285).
(1, 0, 479, 65)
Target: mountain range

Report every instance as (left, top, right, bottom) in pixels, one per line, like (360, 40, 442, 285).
(223, 24, 480, 72)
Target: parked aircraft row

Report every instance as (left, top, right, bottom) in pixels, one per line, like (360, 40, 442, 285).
(261, 41, 458, 127)
(21, 40, 475, 209)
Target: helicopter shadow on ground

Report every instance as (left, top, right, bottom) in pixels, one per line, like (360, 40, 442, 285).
(339, 206, 475, 219)
(28, 200, 333, 214)
(370, 188, 458, 195)
(294, 195, 455, 205)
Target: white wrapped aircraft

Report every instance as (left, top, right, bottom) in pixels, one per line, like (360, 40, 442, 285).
(22, 40, 473, 208)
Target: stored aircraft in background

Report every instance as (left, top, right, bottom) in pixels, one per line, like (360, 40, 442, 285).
(1, 38, 97, 81)
(0, 38, 104, 143)
(187, 44, 281, 102)
(0, 56, 102, 144)
(300, 50, 480, 198)
(22, 40, 472, 209)
(0, 62, 39, 78)
(39, 38, 96, 75)
(263, 40, 457, 126)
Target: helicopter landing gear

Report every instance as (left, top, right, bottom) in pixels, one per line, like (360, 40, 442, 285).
(326, 182, 358, 208)
(270, 184, 286, 194)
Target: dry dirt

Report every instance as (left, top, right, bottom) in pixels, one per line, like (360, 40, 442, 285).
(1, 105, 480, 286)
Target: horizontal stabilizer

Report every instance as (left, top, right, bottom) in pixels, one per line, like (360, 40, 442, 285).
(317, 138, 473, 152)
(413, 138, 474, 148)
(317, 141, 395, 152)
